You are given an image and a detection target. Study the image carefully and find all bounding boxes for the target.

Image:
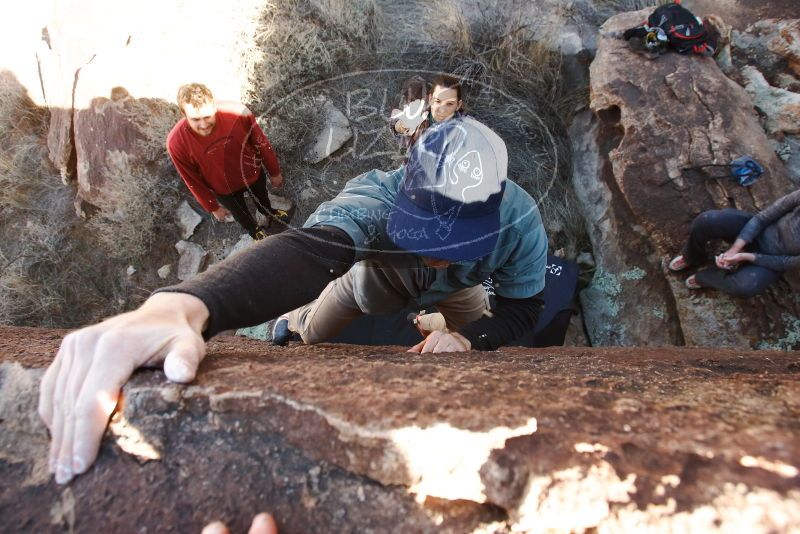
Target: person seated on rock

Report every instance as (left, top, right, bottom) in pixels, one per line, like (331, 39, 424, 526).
(38, 116, 547, 485)
(668, 189, 800, 297)
(167, 83, 290, 241)
(390, 74, 464, 154)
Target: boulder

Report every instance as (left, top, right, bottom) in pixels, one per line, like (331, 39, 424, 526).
(579, 10, 800, 348)
(71, 84, 180, 212)
(175, 240, 207, 281)
(2, 327, 798, 532)
(303, 96, 352, 164)
(570, 110, 682, 346)
(176, 200, 203, 240)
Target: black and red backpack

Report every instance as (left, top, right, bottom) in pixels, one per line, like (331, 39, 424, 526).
(624, 1, 716, 56)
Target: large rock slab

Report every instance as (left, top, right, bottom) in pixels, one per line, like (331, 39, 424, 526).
(581, 9, 800, 349)
(1, 327, 798, 532)
(571, 110, 683, 346)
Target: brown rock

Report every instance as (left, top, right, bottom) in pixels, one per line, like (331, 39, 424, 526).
(570, 109, 683, 347)
(582, 10, 800, 349)
(2, 327, 799, 532)
(71, 92, 178, 210)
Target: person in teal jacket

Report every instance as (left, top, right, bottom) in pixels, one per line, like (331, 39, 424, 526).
(38, 116, 548, 485)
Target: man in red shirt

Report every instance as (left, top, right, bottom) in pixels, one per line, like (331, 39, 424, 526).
(167, 83, 290, 240)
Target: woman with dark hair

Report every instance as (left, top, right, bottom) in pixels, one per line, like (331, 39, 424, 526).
(390, 74, 464, 153)
(669, 189, 800, 297)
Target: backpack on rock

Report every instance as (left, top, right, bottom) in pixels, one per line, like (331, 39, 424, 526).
(623, 1, 716, 56)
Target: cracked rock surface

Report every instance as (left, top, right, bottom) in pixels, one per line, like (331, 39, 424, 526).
(1, 326, 798, 533)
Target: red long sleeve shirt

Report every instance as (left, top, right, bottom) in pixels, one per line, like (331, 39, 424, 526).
(166, 106, 281, 212)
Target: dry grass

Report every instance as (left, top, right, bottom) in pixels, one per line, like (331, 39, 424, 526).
(87, 169, 180, 262)
(0, 72, 146, 326)
(248, 0, 379, 103)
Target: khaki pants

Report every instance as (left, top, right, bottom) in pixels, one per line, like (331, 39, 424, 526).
(285, 261, 490, 344)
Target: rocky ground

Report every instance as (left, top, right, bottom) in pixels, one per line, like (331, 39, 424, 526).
(2, 326, 798, 533)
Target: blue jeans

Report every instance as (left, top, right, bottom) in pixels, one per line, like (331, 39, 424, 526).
(682, 209, 783, 298)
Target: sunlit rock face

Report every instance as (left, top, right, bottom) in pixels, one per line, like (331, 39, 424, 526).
(574, 8, 800, 350)
(2, 327, 798, 532)
(22, 0, 265, 205)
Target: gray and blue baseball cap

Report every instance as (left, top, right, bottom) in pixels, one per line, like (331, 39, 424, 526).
(387, 116, 508, 262)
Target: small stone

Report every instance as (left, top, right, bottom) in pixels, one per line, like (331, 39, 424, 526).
(303, 96, 352, 163)
(126, 265, 136, 276)
(175, 240, 208, 281)
(176, 201, 203, 240)
(157, 264, 172, 280)
(577, 252, 595, 268)
(227, 234, 255, 259)
(268, 192, 292, 212)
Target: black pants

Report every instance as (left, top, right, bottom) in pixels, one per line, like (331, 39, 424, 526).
(682, 209, 783, 298)
(215, 170, 273, 237)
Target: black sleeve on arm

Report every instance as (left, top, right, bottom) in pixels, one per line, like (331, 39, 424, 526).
(155, 226, 355, 339)
(458, 291, 544, 351)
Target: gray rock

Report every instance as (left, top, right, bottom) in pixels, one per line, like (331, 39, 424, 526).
(176, 201, 203, 239)
(741, 66, 800, 135)
(268, 192, 292, 212)
(174, 240, 208, 281)
(126, 265, 136, 276)
(299, 182, 320, 204)
(304, 96, 352, 164)
(236, 322, 270, 341)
